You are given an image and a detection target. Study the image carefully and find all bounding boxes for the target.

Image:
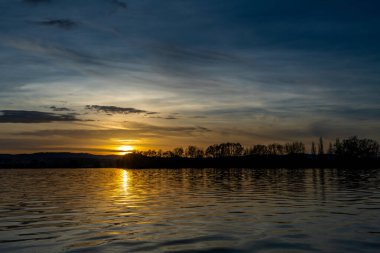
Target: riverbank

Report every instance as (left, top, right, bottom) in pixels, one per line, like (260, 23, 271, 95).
(1, 153, 379, 168)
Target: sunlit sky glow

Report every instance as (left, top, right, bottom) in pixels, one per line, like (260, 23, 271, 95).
(0, 0, 379, 154)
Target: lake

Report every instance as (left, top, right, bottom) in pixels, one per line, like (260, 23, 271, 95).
(0, 168, 379, 253)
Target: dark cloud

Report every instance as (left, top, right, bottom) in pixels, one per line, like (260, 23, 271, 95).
(85, 105, 158, 115)
(36, 19, 77, 30)
(164, 116, 178, 120)
(0, 110, 80, 123)
(49, 106, 72, 112)
(146, 115, 178, 120)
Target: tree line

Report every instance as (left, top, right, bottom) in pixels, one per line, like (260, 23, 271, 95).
(130, 136, 379, 159)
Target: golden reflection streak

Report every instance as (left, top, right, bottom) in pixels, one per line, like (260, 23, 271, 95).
(122, 170, 128, 193)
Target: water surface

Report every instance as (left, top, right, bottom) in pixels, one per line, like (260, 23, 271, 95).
(0, 168, 380, 252)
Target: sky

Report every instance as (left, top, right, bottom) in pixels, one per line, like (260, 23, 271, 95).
(0, 0, 379, 154)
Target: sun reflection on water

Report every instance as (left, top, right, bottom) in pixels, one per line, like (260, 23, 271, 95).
(122, 170, 128, 193)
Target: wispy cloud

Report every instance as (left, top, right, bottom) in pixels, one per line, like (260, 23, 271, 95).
(164, 116, 177, 120)
(123, 121, 210, 133)
(0, 110, 80, 123)
(18, 121, 210, 138)
(49, 106, 72, 112)
(35, 19, 77, 30)
(1, 37, 104, 67)
(85, 105, 158, 115)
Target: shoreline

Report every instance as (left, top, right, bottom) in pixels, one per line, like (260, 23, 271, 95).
(0, 153, 379, 169)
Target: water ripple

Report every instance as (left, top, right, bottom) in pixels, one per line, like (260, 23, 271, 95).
(0, 168, 379, 253)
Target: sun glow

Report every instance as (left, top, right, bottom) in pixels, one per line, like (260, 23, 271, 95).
(117, 145, 134, 155)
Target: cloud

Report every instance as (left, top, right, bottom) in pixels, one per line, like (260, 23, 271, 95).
(164, 116, 178, 120)
(147, 43, 243, 81)
(124, 121, 210, 133)
(4, 38, 104, 66)
(85, 105, 158, 115)
(35, 19, 77, 30)
(146, 115, 178, 120)
(49, 106, 72, 112)
(0, 110, 80, 123)
(261, 120, 380, 141)
(152, 44, 239, 65)
(18, 121, 210, 138)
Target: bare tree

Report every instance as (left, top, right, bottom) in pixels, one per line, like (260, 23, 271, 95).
(173, 147, 184, 157)
(285, 142, 305, 154)
(311, 142, 316, 155)
(328, 142, 334, 155)
(186, 146, 202, 158)
(318, 137, 324, 155)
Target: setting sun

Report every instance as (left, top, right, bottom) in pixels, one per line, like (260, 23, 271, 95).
(117, 145, 134, 155)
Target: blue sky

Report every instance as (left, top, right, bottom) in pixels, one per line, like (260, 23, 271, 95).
(0, 0, 379, 153)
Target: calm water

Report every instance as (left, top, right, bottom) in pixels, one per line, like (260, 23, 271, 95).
(0, 168, 380, 253)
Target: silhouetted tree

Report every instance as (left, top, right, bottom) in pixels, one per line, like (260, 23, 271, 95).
(275, 144, 285, 155)
(250, 144, 269, 155)
(162, 151, 175, 158)
(173, 147, 184, 157)
(334, 138, 342, 155)
(121, 137, 378, 164)
(318, 137, 324, 155)
(243, 147, 251, 156)
(311, 142, 316, 156)
(205, 143, 243, 157)
(205, 144, 218, 158)
(285, 142, 305, 154)
(268, 144, 277, 155)
(339, 136, 379, 158)
(185, 146, 204, 158)
(228, 143, 244, 156)
(186, 146, 197, 158)
(196, 149, 204, 158)
(142, 149, 157, 157)
(328, 142, 334, 155)
(219, 143, 230, 156)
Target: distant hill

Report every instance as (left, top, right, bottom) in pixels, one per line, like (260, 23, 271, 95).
(0, 153, 120, 168)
